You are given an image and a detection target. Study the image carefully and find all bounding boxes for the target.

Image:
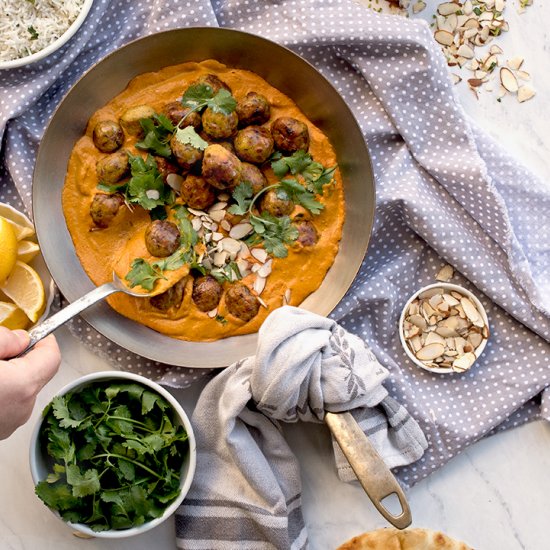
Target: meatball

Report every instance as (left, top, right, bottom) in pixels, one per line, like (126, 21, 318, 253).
(150, 277, 187, 311)
(90, 193, 124, 228)
(236, 92, 271, 127)
(191, 74, 231, 94)
(145, 220, 181, 257)
(92, 120, 124, 153)
(260, 188, 294, 217)
(170, 134, 204, 170)
(120, 105, 156, 137)
(202, 144, 242, 190)
(234, 126, 274, 164)
(241, 162, 267, 194)
(225, 283, 260, 322)
(295, 220, 318, 246)
(96, 151, 129, 184)
(154, 156, 180, 182)
(192, 276, 223, 312)
(162, 102, 201, 129)
(202, 107, 238, 140)
(271, 117, 310, 153)
(180, 174, 216, 210)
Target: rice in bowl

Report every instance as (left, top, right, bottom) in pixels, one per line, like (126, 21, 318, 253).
(0, 0, 87, 65)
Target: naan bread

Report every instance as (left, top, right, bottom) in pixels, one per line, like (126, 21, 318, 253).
(337, 528, 473, 550)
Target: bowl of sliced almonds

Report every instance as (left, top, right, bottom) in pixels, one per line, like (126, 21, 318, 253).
(399, 283, 489, 374)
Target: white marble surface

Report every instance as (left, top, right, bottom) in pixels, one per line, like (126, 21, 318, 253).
(1, 2, 549, 549)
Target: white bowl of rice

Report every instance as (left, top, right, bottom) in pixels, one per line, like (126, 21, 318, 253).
(0, 0, 94, 70)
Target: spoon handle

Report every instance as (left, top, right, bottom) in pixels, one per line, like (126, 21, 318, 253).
(13, 282, 120, 358)
(325, 411, 412, 530)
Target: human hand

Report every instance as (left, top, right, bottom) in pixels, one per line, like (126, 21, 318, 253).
(0, 327, 61, 440)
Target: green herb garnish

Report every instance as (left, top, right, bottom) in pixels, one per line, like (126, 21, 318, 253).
(125, 259, 165, 291)
(180, 84, 237, 116)
(173, 126, 209, 150)
(35, 382, 189, 532)
(27, 26, 39, 40)
(97, 153, 174, 211)
(135, 114, 174, 158)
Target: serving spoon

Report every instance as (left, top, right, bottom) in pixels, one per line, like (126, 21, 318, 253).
(13, 272, 151, 358)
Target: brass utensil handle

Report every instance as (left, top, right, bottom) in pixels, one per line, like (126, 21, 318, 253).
(13, 282, 120, 358)
(325, 411, 412, 529)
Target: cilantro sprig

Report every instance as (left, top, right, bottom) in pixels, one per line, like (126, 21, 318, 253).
(180, 83, 237, 116)
(97, 153, 174, 211)
(135, 114, 174, 158)
(35, 381, 189, 532)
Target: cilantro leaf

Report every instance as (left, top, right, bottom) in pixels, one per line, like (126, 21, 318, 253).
(279, 179, 324, 215)
(227, 181, 254, 215)
(51, 396, 84, 429)
(135, 116, 173, 157)
(125, 258, 164, 291)
(174, 126, 209, 150)
(126, 154, 172, 210)
(180, 84, 236, 117)
(181, 83, 214, 110)
(272, 150, 313, 177)
(249, 213, 299, 258)
(208, 88, 237, 114)
(35, 481, 80, 511)
(305, 165, 337, 195)
(66, 464, 101, 498)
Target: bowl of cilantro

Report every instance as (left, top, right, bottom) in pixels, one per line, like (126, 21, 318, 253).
(29, 371, 196, 537)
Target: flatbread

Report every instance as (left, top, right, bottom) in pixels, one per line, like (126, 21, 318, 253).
(337, 528, 473, 550)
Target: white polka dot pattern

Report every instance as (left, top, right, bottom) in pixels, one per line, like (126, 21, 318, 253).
(1, 0, 548, 486)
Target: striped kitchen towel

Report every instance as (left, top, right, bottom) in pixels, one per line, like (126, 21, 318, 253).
(176, 307, 427, 549)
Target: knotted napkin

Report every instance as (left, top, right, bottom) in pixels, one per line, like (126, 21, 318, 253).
(176, 306, 427, 549)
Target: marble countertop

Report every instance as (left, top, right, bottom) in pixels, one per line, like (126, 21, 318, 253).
(1, 2, 549, 549)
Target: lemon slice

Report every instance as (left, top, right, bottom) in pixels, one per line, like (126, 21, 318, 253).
(5, 217, 35, 241)
(0, 261, 45, 323)
(0, 217, 18, 284)
(0, 204, 35, 238)
(0, 301, 31, 330)
(17, 240, 41, 263)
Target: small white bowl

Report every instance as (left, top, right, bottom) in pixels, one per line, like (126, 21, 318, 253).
(0, 202, 55, 325)
(399, 282, 489, 374)
(29, 371, 196, 538)
(0, 0, 94, 70)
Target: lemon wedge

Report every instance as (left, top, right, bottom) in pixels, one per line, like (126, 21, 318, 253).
(17, 240, 41, 263)
(0, 261, 45, 323)
(0, 301, 31, 330)
(0, 217, 18, 284)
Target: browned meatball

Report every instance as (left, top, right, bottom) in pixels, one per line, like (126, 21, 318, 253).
(234, 126, 274, 164)
(170, 134, 204, 170)
(271, 117, 309, 153)
(217, 141, 235, 154)
(260, 188, 294, 217)
(202, 107, 238, 140)
(241, 162, 267, 194)
(225, 283, 260, 322)
(192, 276, 223, 312)
(92, 120, 124, 153)
(236, 92, 271, 127)
(90, 193, 124, 228)
(96, 151, 129, 184)
(162, 102, 201, 129)
(180, 174, 216, 210)
(295, 220, 318, 246)
(150, 277, 187, 311)
(191, 74, 231, 94)
(202, 144, 242, 190)
(154, 156, 180, 182)
(145, 220, 181, 257)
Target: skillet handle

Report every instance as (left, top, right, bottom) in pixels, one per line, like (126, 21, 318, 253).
(324, 411, 412, 530)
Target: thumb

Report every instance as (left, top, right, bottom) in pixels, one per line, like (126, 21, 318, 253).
(0, 328, 29, 359)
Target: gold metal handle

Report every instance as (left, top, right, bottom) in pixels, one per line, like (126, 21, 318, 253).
(325, 411, 412, 529)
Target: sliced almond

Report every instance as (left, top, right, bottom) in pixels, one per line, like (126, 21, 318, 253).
(500, 67, 519, 92)
(419, 287, 444, 299)
(425, 332, 446, 346)
(495, 0, 504, 11)
(516, 70, 530, 81)
(434, 30, 454, 46)
(438, 2, 461, 16)
(468, 332, 483, 349)
(254, 276, 266, 295)
(229, 222, 253, 240)
(213, 251, 228, 267)
(409, 335, 423, 353)
(507, 56, 524, 70)
(468, 78, 483, 88)
(517, 85, 536, 103)
(416, 343, 446, 361)
(412, 1, 426, 13)
(442, 294, 460, 307)
(451, 73, 462, 85)
(220, 237, 242, 256)
(284, 288, 292, 305)
(452, 352, 476, 372)
(209, 210, 226, 223)
(251, 248, 268, 263)
(489, 44, 503, 55)
(166, 173, 183, 192)
(220, 219, 231, 232)
(257, 259, 273, 278)
(207, 307, 218, 318)
(408, 314, 428, 330)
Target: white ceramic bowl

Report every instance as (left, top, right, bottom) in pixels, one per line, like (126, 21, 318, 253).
(0, 0, 94, 70)
(399, 282, 489, 374)
(29, 371, 196, 538)
(0, 202, 55, 325)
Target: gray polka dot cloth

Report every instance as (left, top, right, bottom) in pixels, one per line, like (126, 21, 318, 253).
(1, 0, 549, 492)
